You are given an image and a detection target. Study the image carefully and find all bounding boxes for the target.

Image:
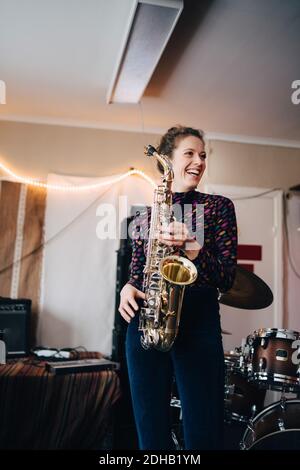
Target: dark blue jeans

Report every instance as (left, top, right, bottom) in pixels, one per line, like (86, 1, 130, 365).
(125, 287, 225, 450)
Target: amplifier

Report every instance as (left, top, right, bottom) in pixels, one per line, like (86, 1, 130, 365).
(0, 297, 31, 358)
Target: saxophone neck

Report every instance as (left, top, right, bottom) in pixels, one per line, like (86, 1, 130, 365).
(144, 145, 174, 187)
(159, 157, 173, 190)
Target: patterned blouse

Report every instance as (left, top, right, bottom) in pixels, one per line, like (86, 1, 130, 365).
(127, 190, 237, 294)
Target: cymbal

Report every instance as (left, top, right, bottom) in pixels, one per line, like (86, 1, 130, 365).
(219, 265, 273, 310)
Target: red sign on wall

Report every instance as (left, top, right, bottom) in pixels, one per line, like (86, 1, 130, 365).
(237, 244, 262, 273)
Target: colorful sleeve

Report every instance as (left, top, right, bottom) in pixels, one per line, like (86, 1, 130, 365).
(127, 210, 148, 291)
(193, 197, 237, 292)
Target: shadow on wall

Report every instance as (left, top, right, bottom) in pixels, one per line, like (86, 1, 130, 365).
(37, 308, 80, 351)
(144, 0, 216, 98)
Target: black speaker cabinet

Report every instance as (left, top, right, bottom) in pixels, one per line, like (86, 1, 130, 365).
(0, 297, 31, 358)
(111, 216, 138, 449)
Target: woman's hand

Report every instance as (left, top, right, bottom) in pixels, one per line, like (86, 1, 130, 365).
(159, 221, 202, 261)
(119, 283, 146, 323)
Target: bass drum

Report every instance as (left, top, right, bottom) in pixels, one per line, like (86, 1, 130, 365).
(241, 399, 300, 450)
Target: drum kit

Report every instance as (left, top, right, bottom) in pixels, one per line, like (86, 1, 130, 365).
(171, 266, 300, 450)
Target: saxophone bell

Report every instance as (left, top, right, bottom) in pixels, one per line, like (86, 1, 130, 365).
(160, 255, 198, 286)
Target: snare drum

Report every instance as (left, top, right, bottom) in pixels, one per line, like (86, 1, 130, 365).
(241, 399, 300, 450)
(246, 328, 300, 391)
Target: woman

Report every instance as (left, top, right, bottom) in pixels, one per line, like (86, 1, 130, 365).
(119, 126, 237, 450)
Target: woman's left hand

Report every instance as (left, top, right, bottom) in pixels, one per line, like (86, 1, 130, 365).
(159, 221, 202, 261)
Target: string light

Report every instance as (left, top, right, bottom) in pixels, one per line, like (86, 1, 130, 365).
(0, 161, 157, 191)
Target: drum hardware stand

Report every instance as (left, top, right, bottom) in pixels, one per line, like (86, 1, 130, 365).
(240, 404, 257, 450)
(171, 430, 182, 450)
(246, 405, 257, 433)
(275, 391, 288, 432)
(170, 397, 182, 417)
(239, 440, 246, 450)
(279, 390, 287, 411)
(224, 383, 236, 424)
(277, 418, 285, 431)
(297, 365, 300, 398)
(170, 396, 183, 450)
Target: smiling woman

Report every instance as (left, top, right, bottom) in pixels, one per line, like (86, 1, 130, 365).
(156, 126, 206, 188)
(119, 125, 238, 450)
(157, 127, 206, 192)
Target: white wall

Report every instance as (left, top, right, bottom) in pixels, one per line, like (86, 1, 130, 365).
(1, 121, 300, 190)
(0, 120, 300, 334)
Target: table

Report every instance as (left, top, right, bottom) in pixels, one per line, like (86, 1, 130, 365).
(0, 355, 121, 449)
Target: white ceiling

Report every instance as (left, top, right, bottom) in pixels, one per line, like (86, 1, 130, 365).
(0, 0, 300, 145)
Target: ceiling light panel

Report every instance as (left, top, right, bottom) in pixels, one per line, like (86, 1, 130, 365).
(107, 0, 183, 104)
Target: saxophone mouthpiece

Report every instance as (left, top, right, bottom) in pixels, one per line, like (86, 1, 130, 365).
(144, 145, 157, 157)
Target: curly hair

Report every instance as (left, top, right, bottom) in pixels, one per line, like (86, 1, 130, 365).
(156, 125, 204, 174)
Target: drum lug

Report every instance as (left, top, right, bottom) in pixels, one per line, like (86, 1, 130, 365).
(277, 418, 285, 431)
(226, 384, 235, 396)
(277, 393, 287, 431)
(239, 440, 246, 450)
(259, 357, 266, 372)
(251, 404, 257, 417)
(247, 346, 254, 375)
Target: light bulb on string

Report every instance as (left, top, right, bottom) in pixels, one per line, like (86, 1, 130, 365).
(0, 161, 157, 191)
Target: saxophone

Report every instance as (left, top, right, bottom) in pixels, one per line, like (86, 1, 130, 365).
(138, 145, 198, 352)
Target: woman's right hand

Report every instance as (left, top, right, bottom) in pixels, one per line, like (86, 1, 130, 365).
(119, 283, 146, 323)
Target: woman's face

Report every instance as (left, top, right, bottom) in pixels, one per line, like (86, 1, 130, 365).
(171, 135, 206, 192)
